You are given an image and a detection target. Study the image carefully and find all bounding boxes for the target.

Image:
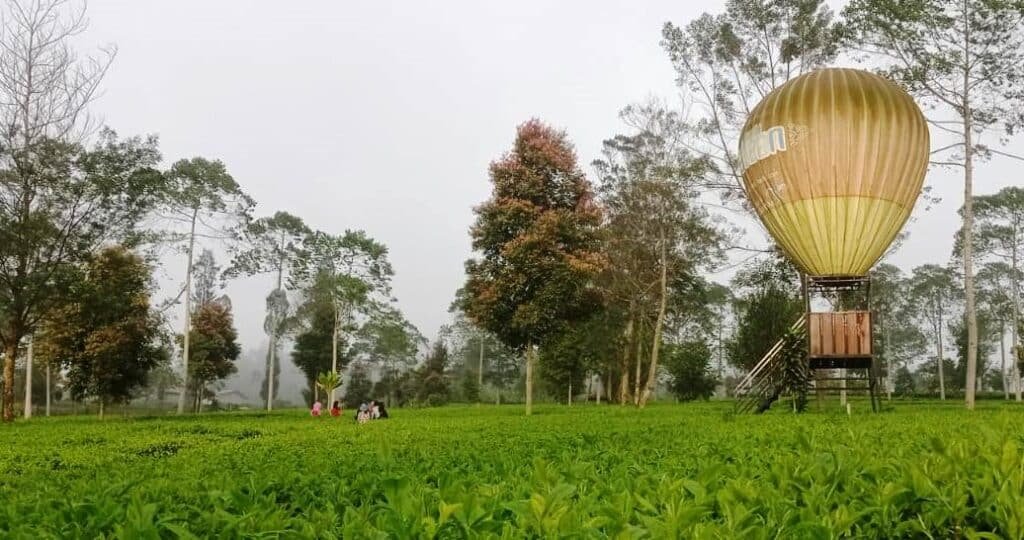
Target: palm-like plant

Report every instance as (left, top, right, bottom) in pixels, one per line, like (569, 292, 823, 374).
(316, 371, 343, 406)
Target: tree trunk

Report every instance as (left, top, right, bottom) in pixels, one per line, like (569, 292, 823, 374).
(2, 339, 19, 422)
(98, 400, 104, 419)
(478, 336, 484, 403)
(619, 317, 632, 405)
(266, 339, 276, 411)
(177, 208, 199, 415)
(1000, 322, 1008, 399)
(639, 237, 668, 408)
(525, 344, 534, 416)
(1012, 240, 1022, 402)
(266, 238, 286, 411)
(937, 318, 946, 401)
(937, 331, 942, 399)
(45, 361, 51, 417)
(23, 335, 32, 419)
(884, 326, 892, 401)
(596, 374, 602, 404)
(331, 303, 339, 406)
(634, 319, 644, 405)
(840, 368, 847, 407)
(717, 313, 725, 397)
(962, 69, 978, 410)
(567, 381, 572, 406)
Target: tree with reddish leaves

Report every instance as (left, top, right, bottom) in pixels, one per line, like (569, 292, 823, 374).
(184, 300, 240, 412)
(462, 119, 605, 415)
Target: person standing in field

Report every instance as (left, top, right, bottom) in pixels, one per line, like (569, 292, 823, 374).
(311, 400, 322, 417)
(330, 401, 341, 417)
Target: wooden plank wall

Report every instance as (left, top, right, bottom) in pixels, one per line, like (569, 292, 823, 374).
(809, 311, 872, 357)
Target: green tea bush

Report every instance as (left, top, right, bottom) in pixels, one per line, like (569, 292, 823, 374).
(0, 402, 1021, 538)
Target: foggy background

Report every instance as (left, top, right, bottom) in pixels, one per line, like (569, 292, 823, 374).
(73, 1, 1017, 405)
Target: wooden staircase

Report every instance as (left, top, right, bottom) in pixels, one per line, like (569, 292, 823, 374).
(733, 316, 808, 414)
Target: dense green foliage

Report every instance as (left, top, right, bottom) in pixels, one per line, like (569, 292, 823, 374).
(663, 341, 717, 402)
(1, 403, 1023, 538)
(39, 246, 166, 411)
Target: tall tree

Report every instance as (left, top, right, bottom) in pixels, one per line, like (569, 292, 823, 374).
(972, 187, 1024, 400)
(184, 299, 240, 412)
(705, 283, 733, 387)
(224, 211, 311, 410)
(414, 341, 451, 406)
(951, 308, 997, 393)
(160, 157, 252, 414)
(659, 0, 841, 208)
(42, 246, 166, 417)
(190, 249, 221, 308)
(0, 130, 164, 422)
(291, 295, 350, 403)
(976, 262, 1020, 398)
(843, 0, 1024, 409)
(291, 230, 392, 406)
(907, 264, 960, 400)
(870, 264, 929, 397)
(355, 306, 422, 408)
(594, 104, 725, 408)
(0, 0, 164, 422)
(463, 119, 605, 415)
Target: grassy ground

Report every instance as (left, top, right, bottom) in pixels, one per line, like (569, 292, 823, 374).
(0, 400, 1022, 538)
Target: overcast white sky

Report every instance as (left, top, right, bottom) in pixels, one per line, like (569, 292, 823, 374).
(80, 0, 1018, 352)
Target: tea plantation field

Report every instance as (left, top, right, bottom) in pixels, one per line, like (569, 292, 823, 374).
(1, 401, 1022, 539)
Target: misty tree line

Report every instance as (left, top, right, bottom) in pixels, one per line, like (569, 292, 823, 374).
(3, 0, 1024, 421)
(454, 0, 1024, 413)
(0, 0, 435, 421)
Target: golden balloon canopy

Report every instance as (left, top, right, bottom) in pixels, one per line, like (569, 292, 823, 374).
(738, 68, 929, 277)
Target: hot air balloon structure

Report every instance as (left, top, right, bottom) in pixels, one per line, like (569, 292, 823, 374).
(733, 68, 929, 413)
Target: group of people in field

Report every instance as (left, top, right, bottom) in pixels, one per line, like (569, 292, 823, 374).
(310, 399, 389, 423)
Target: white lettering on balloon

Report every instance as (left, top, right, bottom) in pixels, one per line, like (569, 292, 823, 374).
(738, 125, 787, 174)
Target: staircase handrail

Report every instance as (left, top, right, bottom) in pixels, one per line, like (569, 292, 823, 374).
(734, 315, 806, 396)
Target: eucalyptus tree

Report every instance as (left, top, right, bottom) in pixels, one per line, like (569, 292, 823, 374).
(659, 0, 842, 208)
(973, 187, 1024, 400)
(443, 288, 505, 403)
(354, 306, 423, 408)
(870, 264, 928, 397)
(291, 230, 393, 406)
(160, 158, 253, 414)
(705, 283, 733, 384)
(843, 0, 1024, 409)
(224, 211, 311, 410)
(443, 299, 522, 404)
(594, 104, 725, 408)
(976, 262, 1020, 399)
(908, 264, 961, 400)
(190, 250, 221, 308)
